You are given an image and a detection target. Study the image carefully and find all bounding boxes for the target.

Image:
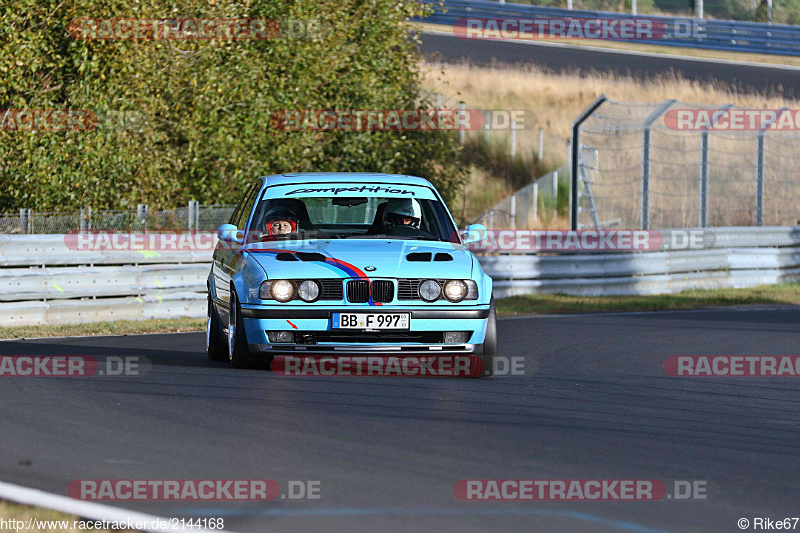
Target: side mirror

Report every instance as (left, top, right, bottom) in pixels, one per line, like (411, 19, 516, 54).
(461, 223, 488, 244)
(218, 224, 244, 244)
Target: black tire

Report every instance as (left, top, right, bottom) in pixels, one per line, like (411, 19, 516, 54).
(227, 289, 252, 369)
(476, 298, 497, 378)
(206, 295, 228, 361)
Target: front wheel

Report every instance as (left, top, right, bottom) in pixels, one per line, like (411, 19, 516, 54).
(475, 298, 497, 378)
(207, 296, 228, 361)
(227, 290, 252, 369)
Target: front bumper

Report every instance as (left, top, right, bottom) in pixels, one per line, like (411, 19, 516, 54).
(239, 305, 490, 355)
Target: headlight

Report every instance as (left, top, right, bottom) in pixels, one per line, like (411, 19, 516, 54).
(443, 280, 468, 302)
(419, 280, 441, 302)
(297, 280, 320, 302)
(270, 280, 295, 302)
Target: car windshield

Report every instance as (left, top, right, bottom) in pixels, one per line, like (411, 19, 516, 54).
(248, 194, 459, 243)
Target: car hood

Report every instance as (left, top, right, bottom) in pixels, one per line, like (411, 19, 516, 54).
(244, 239, 474, 280)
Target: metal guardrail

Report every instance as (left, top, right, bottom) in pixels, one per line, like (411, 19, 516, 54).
(478, 226, 800, 297)
(0, 234, 212, 327)
(419, 0, 800, 56)
(0, 227, 798, 326)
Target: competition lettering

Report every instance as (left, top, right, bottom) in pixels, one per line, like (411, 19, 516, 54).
(285, 185, 415, 196)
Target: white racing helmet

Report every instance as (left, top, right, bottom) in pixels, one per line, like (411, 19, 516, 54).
(382, 198, 422, 229)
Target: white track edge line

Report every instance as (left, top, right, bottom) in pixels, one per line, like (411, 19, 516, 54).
(0, 480, 232, 533)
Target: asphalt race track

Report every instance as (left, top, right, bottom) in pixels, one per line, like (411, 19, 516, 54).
(1, 307, 799, 532)
(421, 31, 800, 97)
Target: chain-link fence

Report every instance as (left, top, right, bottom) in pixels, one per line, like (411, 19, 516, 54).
(473, 164, 570, 228)
(0, 203, 236, 234)
(574, 99, 800, 230)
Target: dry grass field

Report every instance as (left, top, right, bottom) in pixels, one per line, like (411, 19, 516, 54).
(421, 62, 800, 227)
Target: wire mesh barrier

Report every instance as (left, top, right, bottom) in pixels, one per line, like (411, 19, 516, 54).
(574, 99, 800, 230)
(0, 204, 236, 234)
(473, 165, 569, 228)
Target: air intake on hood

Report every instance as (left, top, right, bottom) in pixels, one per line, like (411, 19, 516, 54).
(276, 253, 298, 261)
(296, 252, 326, 262)
(406, 252, 432, 262)
(434, 253, 453, 261)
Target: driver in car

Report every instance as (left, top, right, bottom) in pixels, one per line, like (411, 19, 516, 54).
(382, 198, 422, 231)
(263, 208, 298, 236)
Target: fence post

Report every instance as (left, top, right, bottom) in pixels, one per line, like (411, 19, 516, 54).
(698, 104, 735, 227)
(632, 0, 637, 15)
(532, 182, 538, 225)
(459, 102, 466, 144)
(571, 95, 607, 230)
(754, 108, 788, 226)
(696, 0, 704, 18)
(137, 203, 148, 230)
(510, 195, 516, 230)
(19, 208, 29, 234)
(509, 119, 516, 157)
(552, 171, 559, 219)
(699, 132, 709, 228)
(488, 210, 494, 229)
(756, 134, 764, 226)
(568, 139, 573, 227)
(484, 111, 491, 144)
(641, 99, 676, 230)
(538, 128, 544, 161)
(188, 200, 197, 230)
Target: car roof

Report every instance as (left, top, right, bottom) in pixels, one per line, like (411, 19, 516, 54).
(263, 172, 434, 188)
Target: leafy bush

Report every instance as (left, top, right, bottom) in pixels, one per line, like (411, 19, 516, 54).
(0, 0, 466, 211)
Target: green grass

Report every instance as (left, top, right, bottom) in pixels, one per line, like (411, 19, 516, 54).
(496, 283, 800, 315)
(0, 317, 206, 340)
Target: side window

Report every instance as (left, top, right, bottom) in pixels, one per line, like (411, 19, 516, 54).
(228, 186, 251, 227)
(229, 180, 261, 229)
(234, 180, 262, 230)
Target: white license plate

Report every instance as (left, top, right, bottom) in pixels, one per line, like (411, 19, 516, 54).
(332, 313, 409, 330)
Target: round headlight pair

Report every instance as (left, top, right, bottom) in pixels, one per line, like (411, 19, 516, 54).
(418, 279, 468, 302)
(266, 280, 320, 303)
